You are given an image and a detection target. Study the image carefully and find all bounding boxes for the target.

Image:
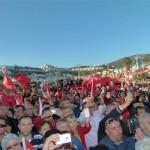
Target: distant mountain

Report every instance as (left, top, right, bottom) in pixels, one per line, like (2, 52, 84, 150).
(0, 54, 149, 81)
(108, 54, 150, 68)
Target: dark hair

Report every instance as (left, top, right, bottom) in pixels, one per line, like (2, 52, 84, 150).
(43, 129, 61, 143)
(90, 144, 108, 150)
(105, 117, 120, 127)
(18, 115, 32, 124)
(42, 107, 50, 114)
(37, 121, 50, 132)
(8, 108, 14, 115)
(42, 102, 50, 106)
(14, 105, 25, 111)
(135, 106, 146, 115)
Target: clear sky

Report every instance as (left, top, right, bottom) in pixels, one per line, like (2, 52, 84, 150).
(0, 0, 150, 68)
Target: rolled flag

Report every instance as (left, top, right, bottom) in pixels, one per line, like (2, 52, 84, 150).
(38, 97, 43, 115)
(15, 73, 31, 87)
(90, 75, 97, 97)
(3, 74, 16, 91)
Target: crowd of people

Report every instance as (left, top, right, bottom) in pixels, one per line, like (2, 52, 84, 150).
(0, 73, 150, 150)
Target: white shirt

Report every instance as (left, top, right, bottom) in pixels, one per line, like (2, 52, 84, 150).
(78, 105, 106, 149)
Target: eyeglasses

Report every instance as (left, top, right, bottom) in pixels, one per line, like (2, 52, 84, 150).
(0, 124, 6, 128)
(6, 142, 19, 150)
(105, 118, 119, 126)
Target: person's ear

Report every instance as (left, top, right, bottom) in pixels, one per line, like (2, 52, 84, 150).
(105, 128, 108, 135)
(140, 123, 144, 130)
(18, 124, 21, 130)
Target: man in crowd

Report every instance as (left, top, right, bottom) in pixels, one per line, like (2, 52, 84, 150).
(14, 105, 25, 120)
(135, 112, 150, 150)
(18, 115, 43, 150)
(99, 117, 135, 150)
(98, 92, 133, 142)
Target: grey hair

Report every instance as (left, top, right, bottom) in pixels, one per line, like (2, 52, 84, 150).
(138, 112, 150, 126)
(1, 133, 21, 150)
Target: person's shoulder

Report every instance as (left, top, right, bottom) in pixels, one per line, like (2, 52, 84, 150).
(99, 136, 111, 144)
(123, 136, 136, 144)
(99, 137, 116, 149)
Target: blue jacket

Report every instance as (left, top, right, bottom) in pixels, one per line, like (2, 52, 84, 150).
(99, 136, 135, 150)
(72, 136, 84, 150)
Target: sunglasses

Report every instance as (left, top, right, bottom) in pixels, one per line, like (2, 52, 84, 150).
(0, 124, 6, 128)
(105, 118, 119, 126)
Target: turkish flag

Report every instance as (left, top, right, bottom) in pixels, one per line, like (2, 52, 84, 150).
(15, 93, 23, 105)
(55, 89, 63, 99)
(0, 92, 10, 105)
(3, 74, 16, 91)
(15, 73, 31, 87)
(98, 76, 113, 84)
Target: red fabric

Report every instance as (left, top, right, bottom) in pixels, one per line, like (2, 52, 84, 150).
(15, 93, 23, 105)
(91, 80, 96, 96)
(55, 90, 63, 99)
(3, 74, 16, 91)
(98, 76, 113, 84)
(42, 82, 49, 90)
(86, 75, 101, 96)
(42, 82, 52, 103)
(0, 92, 10, 105)
(0, 91, 16, 106)
(8, 95, 16, 107)
(33, 116, 57, 129)
(108, 85, 118, 91)
(114, 80, 121, 85)
(15, 73, 31, 87)
(118, 98, 129, 120)
(71, 124, 91, 149)
(25, 140, 35, 150)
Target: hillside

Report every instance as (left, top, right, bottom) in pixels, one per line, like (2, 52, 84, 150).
(109, 54, 150, 68)
(0, 53, 149, 80)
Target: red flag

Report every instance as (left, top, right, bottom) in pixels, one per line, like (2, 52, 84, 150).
(0, 92, 10, 105)
(91, 77, 97, 96)
(15, 93, 23, 105)
(55, 89, 63, 99)
(15, 73, 31, 87)
(98, 76, 113, 84)
(3, 74, 16, 91)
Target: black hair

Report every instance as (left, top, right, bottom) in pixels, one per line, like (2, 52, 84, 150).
(42, 107, 50, 114)
(89, 144, 108, 150)
(18, 115, 32, 124)
(135, 106, 146, 115)
(43, 129, 61, 143)
(14, 105, 25, 111)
